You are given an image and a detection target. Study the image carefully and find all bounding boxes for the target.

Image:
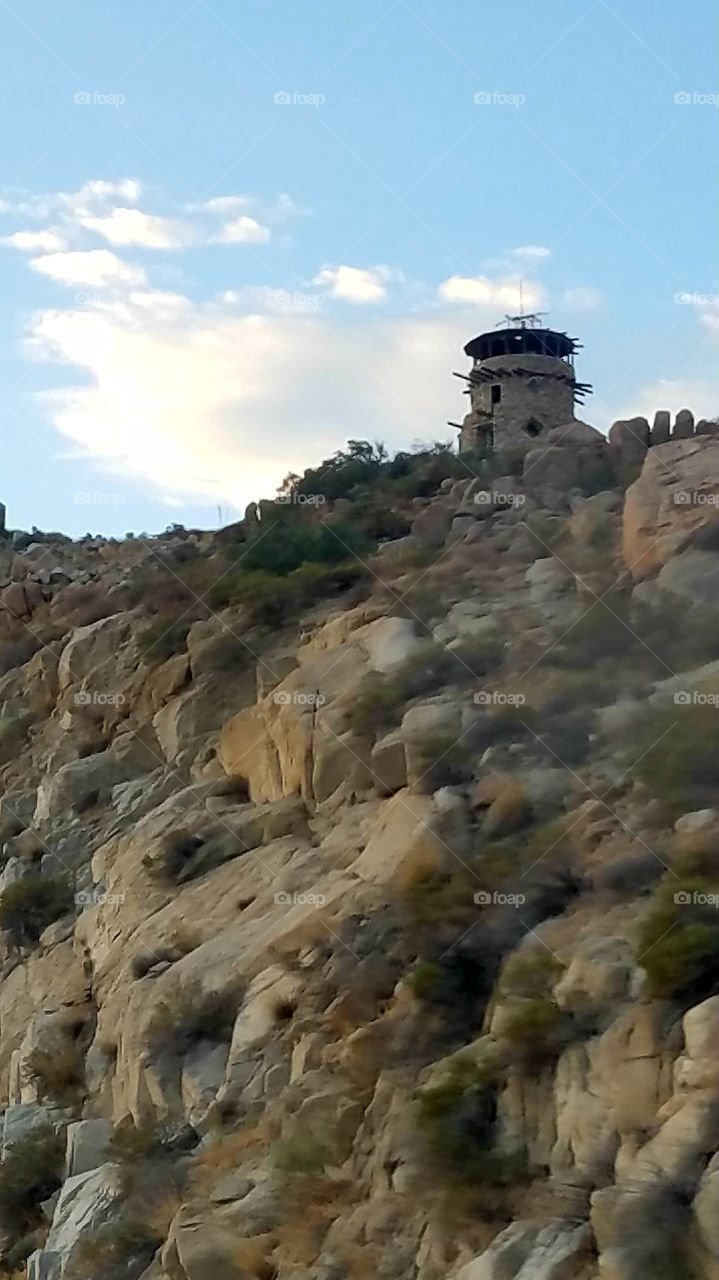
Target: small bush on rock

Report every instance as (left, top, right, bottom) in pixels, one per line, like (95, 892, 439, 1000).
(136, 617, 191, 665)
(500, 997, 566, 1062)
(637, 874, 719, 1000)
(417, 1054, 520, 1183)
(500, 948, 564, 998)
(0, 1124, 64, 1236)
(273, 1132, 330, 1175)
(624, 702, 719, 819)
(148, 981, 241, 1055)
(0, 875, 74, 947)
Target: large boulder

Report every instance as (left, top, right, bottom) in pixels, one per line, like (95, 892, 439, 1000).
(622, 436, 719, 578)
(523, 421, 615, 508)
(608, 416, 649, 482)
(34, 736, 156, 824)
(33, 1163, 123, 1276)
(454, 1219, 593, 1280)
(65, 1118, 113, 1178)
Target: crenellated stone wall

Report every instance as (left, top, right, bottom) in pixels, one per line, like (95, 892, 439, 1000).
(608, 408, 719, 481)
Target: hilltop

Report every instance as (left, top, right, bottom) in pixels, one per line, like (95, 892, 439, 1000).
(1, 415, 719, 1280)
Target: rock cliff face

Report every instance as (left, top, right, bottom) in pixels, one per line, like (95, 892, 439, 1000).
(1, 425, 719, 1278)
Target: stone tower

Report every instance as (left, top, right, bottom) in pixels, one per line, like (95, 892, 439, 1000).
(455, 315, 591, 455)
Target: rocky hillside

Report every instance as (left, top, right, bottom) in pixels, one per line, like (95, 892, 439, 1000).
(2, 421, 719, 1280)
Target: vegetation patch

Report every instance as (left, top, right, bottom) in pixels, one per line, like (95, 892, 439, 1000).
(0, 875, 74, 948)
(637, 873, 719, 1000)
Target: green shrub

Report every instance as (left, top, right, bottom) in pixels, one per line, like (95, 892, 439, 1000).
(348, 645, 458, 738)
(500, 997, 565, 1061)
(136, 617, 191, 665)
(417, 1054, 517, 1183)
(637, 876, 719, 1000)
(0, 1124, 64, 1234)
(407, 961, 444, 998)
(0, 875, 74, 947)
(239, 520, 371, 577)
(416, 732, 473, 788)
(208, 562, 367, 626)
(500, 948, 564, 998)
(273, 1132, 330, 1175)
(623, 702, 719, 819)
(0, 712, 33, 765)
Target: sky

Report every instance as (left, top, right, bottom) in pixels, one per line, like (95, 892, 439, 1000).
(0, 0, 716, 536)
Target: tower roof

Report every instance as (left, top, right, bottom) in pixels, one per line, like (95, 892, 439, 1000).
(464, 325, 579, 362)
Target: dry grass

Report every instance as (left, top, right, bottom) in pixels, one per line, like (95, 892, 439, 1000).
(32, 1039, 84, 1102)
(190, 1122, 269, 1192)
(139, 1185, 184, 1239)
(275, 1176, 353, 1270)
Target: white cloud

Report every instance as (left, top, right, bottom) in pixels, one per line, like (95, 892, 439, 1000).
(30, 250, 146, 289)
(28, 286, 478, 507)
(213, 215, 271, 245)
(4, 179, 142, 222)
(438, 275, 544, 310)
(3, 229, 65, 253)
(508, 245, 552, 261)
(79, 207, 188, 249)
(313, 264, 393, 303)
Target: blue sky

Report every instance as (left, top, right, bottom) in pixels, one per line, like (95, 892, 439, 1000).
(0, 0, 716, 535)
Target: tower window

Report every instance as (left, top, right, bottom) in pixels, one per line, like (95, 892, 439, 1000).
(491, 384, 501, 405)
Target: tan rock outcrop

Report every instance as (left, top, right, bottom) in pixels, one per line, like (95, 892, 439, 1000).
(622, 436, 719, 578)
